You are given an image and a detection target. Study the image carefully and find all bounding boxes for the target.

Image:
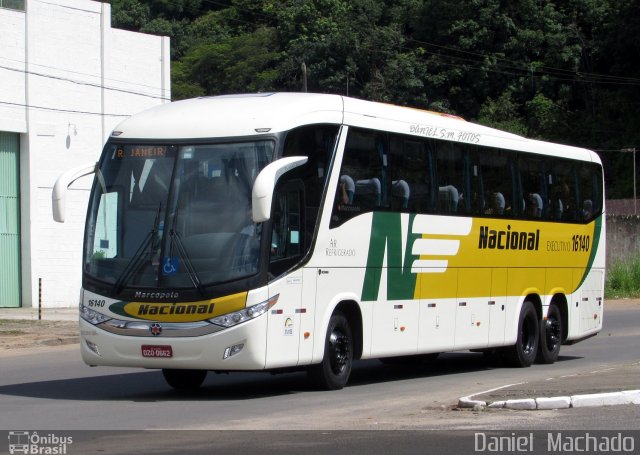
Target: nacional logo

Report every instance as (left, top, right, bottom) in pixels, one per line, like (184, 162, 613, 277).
(108, 292, 248, 322)
(478, 225, 540, 251)
(108, 301, 216, 322)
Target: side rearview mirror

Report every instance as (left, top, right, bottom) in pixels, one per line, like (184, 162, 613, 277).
(52, 162, 97, 223)
(252, 156, 308, 223)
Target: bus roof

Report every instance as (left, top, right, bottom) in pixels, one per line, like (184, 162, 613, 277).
(111, 93, 600, 165)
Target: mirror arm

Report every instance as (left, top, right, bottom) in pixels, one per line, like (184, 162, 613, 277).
(52, 162, 97, 223)
(252, 156, 308, 222)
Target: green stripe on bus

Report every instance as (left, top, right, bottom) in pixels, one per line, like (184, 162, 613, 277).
(575, 215, 603, 291)
(362, 212, 420, 301)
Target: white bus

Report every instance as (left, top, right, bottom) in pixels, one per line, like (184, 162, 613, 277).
(53, 93, 605, 390)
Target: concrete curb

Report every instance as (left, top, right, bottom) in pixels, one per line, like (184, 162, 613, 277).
(458, 388, 640, 411)
(458, 383, 525, 409)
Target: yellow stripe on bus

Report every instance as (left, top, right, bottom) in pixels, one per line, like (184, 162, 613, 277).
(413, 218, 595, 300)
(120, 292, 248, 322)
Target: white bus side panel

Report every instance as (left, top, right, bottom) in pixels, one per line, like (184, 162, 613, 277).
(370, 249, 420, 356)
(265, 273, 303, 369)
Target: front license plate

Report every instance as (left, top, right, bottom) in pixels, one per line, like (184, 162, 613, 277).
(141, 345, 173, 358)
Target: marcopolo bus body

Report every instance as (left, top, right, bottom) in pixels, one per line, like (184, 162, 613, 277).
(52, 93, 605, 390)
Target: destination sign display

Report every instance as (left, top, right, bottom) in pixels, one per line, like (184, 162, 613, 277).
(114, 145, 177, 160)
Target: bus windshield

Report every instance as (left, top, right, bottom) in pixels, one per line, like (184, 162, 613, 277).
(84, 141, 274, 292)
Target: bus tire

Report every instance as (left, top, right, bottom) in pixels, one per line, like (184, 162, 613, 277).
(308, 312, 353, 390)
(503, 300, 539, 367)
(162, 369, 207, 390)
(536, 304, 562, 364)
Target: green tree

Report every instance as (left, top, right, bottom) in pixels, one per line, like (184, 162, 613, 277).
(477, 91, 528, 136)
(173, 27, 281, 98)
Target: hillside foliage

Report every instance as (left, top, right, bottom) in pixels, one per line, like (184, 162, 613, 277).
(111, 0, 640, 199)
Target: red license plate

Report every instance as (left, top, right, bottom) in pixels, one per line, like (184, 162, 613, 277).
(141, 345, 173, 358)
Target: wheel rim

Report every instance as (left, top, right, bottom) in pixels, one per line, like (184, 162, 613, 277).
(521, 313, 537, 356)
(545, 315, 561, 351)
(328, 329, 351, 376)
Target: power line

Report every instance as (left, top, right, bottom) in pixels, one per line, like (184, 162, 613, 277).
(404, 38, 640, 85)
(0, 56, 167, 93)
(0, 99, 131, 117)
(0, 64, 170, 101)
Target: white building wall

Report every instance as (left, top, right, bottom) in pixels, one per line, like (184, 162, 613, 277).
(0, 7, 27, 133)
(0, 0, 170, 308)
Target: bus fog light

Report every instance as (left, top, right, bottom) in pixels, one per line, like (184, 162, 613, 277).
(223, 343, 244, 359)
(85, 340, 101, 356)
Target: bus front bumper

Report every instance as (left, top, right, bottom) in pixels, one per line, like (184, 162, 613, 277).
(79, 316, 268, 371)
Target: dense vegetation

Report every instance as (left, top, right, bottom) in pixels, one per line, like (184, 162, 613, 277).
(605, 254, 640, 298)
(110, 0, 640, 199)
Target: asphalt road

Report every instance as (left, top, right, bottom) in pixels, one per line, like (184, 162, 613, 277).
(1, 302, 639, 453)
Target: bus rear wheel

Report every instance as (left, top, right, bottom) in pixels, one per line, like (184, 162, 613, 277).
(162, 369, 207, 390)
(503, 300, 539, 367)
(537, 304, 562, 364)
(308, 312, 353, 390)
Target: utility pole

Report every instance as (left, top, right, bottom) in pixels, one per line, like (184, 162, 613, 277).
(622, 148, 637, 214)
(301, 62, 307, 93)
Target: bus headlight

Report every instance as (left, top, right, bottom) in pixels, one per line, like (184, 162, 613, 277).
(80, 303, 112, 325)
(209, 295, 279, 328)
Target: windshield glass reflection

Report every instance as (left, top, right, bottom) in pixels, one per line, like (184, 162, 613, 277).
(84, 141, 273, 291)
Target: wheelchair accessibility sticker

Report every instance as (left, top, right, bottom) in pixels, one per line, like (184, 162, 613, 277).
(162, 257, 179, 276)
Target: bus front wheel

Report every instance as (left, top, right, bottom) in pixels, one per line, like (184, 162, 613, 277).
(308, 312, 353, 390)
(537, 304, 562, 364)
(162, 369, 207, 390)
(503, 300, 539, 367)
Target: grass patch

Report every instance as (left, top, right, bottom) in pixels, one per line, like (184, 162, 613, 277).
(605, 255, 640, 299)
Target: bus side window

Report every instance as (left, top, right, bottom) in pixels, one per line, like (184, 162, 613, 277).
(331, 129, 387, 226)
(579, 163, 602, 222)
(282, 123, 339, 244)
(269, 181, 304, 277)
(479, 149, 510, 217)
(435, 143, 466, 215)
(550, 161, 578, 222)
(389, 135, 434, 213)
(468, 150, 485, 216)
(518, 156, 547, 219)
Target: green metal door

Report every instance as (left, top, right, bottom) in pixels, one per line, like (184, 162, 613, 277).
(0, 132, 21, 308)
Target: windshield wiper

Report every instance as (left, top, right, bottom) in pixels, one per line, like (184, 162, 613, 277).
(112, 203, 162, 295)
(165, 198, 206, 297)
(168, 228, 206, 297)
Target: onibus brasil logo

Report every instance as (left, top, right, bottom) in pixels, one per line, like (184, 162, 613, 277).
(8, 431, 73, 454)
